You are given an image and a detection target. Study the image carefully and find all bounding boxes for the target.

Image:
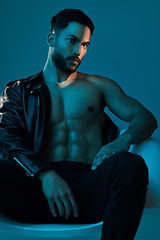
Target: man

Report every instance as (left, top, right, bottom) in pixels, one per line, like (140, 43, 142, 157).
(0, 8, 158, 240)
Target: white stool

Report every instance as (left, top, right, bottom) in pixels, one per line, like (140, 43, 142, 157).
(0, 133, 160, 240)
(0, 216, 102, 240)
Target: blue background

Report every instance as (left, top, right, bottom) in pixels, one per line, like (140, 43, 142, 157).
(0, 0, 159, 140)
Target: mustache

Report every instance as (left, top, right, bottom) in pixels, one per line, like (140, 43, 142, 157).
(66, 56, 81, 63)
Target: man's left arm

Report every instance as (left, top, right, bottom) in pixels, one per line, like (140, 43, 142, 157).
(92, 76, 158, 169)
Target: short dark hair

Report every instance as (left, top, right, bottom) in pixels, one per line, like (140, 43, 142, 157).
(51, 8, 95, 35)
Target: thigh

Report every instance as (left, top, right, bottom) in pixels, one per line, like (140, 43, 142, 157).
(57, 161, 112, 223)
(0, 158, 49, 222)
(0, 158, 27, 217)
(57, 152, 147, 224)
(0, 157, 28, 185)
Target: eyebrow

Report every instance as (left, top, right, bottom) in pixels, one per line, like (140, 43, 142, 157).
(67, 35, 90, 45)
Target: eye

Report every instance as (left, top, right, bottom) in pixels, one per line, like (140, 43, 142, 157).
(82, 43, 89, 49)
(66, 38, 76, 44)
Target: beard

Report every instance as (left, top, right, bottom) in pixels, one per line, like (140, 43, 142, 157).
(52, 51, 81, 73)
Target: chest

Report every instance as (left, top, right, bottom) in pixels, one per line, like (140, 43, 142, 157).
(49, 81, 102, 124)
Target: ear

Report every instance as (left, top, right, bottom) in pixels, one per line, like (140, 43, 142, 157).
(47, 32, 56, 47)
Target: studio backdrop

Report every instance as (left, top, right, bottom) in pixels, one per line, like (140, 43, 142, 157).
(0, 0, 159, 140)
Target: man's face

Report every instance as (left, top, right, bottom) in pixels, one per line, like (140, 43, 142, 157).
(52, 22, 91, 73)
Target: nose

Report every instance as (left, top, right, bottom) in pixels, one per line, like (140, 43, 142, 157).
(73, 43, 81, 56)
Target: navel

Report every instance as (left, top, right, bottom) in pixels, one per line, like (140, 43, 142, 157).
(87, 106, 94, 112)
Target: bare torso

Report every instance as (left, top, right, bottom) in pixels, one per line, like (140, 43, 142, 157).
(42, 72, 105, 164)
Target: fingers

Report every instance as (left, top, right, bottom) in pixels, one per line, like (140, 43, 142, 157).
(61, 188, 79, 219)
(68, 193, 79, 218)
(61, 197, 72, 219)
(92, 152, 116, 170)
(55, 197, 65, 217)
(42, 172, 79, 220)
(48, 193, 79, 219)
(91, 155, 107, 170)
(48, 199, 57, 218)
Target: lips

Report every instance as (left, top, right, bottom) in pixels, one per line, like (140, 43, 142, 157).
(72, 59, 79, 64)
(67, 57, 80, 63)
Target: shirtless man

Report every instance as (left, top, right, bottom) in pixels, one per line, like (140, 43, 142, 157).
(0, 9, 158, 240)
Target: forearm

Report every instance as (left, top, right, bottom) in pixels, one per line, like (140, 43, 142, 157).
(120, 110, 158, 146)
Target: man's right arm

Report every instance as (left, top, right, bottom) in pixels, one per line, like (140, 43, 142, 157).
(0, 80, 51, 177)
(0, 81, 78, 218)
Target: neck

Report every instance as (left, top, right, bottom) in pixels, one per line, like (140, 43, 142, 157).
(43, 51, 76, 84)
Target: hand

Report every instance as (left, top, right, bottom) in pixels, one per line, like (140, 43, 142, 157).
(39, 170, 79, 219)
(91, 135, 131, 170)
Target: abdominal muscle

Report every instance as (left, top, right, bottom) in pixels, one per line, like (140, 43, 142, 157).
(42, 119, 103, 165)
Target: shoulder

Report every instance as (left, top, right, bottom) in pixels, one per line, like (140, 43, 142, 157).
(89, 74, 122, 90)
(1, 71, 43, 102)
(4, 71, 43, 94)
(0, 79, 24, 106)
(78, 72, 116, 85)
(77, 72, 123, 93)
(2, 78, 25, 101)
(76, 72, 108, 83)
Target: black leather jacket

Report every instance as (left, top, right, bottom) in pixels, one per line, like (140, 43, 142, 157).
(0, 71, 119, 177)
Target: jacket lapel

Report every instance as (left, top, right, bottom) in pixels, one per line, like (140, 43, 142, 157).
(24, 71, 51, 153)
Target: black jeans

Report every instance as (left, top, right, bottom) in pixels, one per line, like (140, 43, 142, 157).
(0, 151, 149, 240)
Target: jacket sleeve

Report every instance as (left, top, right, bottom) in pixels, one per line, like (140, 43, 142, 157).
(0, 80, 51, 177)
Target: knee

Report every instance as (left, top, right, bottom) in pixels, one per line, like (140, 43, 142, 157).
(111, 151, 149, 186)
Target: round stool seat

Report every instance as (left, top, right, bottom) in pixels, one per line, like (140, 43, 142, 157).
(0, 215, 103, 239)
